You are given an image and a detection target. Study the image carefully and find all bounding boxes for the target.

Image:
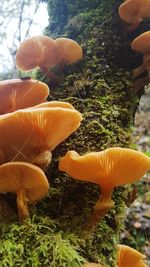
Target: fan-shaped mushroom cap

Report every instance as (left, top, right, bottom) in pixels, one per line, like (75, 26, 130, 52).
(55, 38, 83, 64)
(32, 100, 74, 110)
(131, 31, 150, 78)
(16, 36, 59, 71)
(59, 147, 150, 221)
(59, 147, 150, 188)
(118, 0, 150, 31)
(0, 107, 82, 168)
(0, 162, 49, 220)
(131, 31, 150, 54)
(117, 245, 148, 267)
(82, 263, 103, 267)
(0, 78, 49, 115)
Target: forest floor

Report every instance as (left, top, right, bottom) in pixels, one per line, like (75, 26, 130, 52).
(120, 86, 150, 266)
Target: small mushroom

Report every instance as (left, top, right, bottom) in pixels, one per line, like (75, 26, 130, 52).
(118, 0, 150, 32)
(0, 107, 82, 169)
(117, 245, 148, 267)
(0, 78, 49, 115)
(32, 100, 75, 110)
(59, 147, 150, 234)
(0, 162, 49, 220)
(55, 37, 83, 65)
(82, 264, 103, 267)
(131, 31, 150, 78)
(16, 36, 60, 82)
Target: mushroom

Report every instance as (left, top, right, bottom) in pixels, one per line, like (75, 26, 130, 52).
(32, 100, 75, 110)
(117, 245, 148, 267)
(0, 78, 49, 115)
(131, 31, 150, 78)
(82, 264, 103, 267)
(118, 0, 150, 32)
(16, 35, 60, 82)
(0, 107, 82, 169)
(0, 161, 49, 220)
(55, 37, 83, 65)
(59, 147, 150, 234)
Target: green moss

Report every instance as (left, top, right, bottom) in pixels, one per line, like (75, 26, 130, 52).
(0, 216, 86, 267)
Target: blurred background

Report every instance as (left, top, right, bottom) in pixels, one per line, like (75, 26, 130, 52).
(0, 0, 149, 264)
(0, 0, 48, 78)
(120, 87, 150, 265)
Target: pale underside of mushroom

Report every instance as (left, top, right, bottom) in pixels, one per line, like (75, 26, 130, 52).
(0, 78, 49, 115)
(0, 107, 82, 169)
(117, 245, 148, 267)
(119, 0, 150, 32)
(0, 162, 49, 220)
(59, 147, 150, 236)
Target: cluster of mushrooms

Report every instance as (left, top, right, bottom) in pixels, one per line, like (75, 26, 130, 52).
(119, 0, 150, 79)
(0, 33, 149, 267)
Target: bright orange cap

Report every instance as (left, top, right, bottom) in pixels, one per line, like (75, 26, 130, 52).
(59, 147, 150, 212)
(0, 107, 82, 169)
(59, 147, 150, 188)
(0, 162, 49, 220)
(119, 0, 150, 31)
(55, 38, 83, 64)
(117, 245, 148, 267)
(82, 263, 103, 267)
(32, 100, 75, 110)
(0, 78, 49, 114)
(16, 36, 59, 71)
(131, 31, 150, 55)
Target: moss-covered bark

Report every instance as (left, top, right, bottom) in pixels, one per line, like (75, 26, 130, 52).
(0, 0, 149, 266)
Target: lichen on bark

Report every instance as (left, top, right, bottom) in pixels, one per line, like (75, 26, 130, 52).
(0, 0, 147, 266)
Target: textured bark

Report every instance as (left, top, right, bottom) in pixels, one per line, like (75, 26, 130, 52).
(43, 0, 148, 266)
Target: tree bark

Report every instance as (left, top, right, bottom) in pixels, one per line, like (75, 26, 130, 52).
(44, 0, 148, 266)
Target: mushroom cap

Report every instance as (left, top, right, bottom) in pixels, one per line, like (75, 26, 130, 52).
(0, 78, 49, 115)
(55, 38, 83, 64)
(82, 264, 102, 267)
(59, 147, 150, 188)
(118, 0, 150, 24)
(131, 31, 150, 54)
(32, 100, 74, 110)
(16, 36, 59, 71)
(118, 0, 140, 24)
(0, 162, 49, 203)
(0, 107, 82, 163)
(117, 245, 147, 267)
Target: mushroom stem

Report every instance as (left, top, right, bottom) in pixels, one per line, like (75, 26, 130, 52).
(82, 186, 114, 238)
(40, 66, 61, 84)
(132, 64, 147, 79)
(126, 16, 141, 32)
(133, 76, 150, 92)
(16, 189, 29, 221)
(30, 150, 52, 170)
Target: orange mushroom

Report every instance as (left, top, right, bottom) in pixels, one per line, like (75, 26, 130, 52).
(0, 107, 82, 169)
(117, 245, 148, 267)
(82, 263, 103, 267)
(32, 100, 75, 110)
(0, 162, 49, 220)
(131, 31, 150, 78)
(59, 147, 150, 234)
(118, 0, 150, 32)
(0, 78, 49, 115)
(55, 37, 83, 65)
(16, 35, 60, 82)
